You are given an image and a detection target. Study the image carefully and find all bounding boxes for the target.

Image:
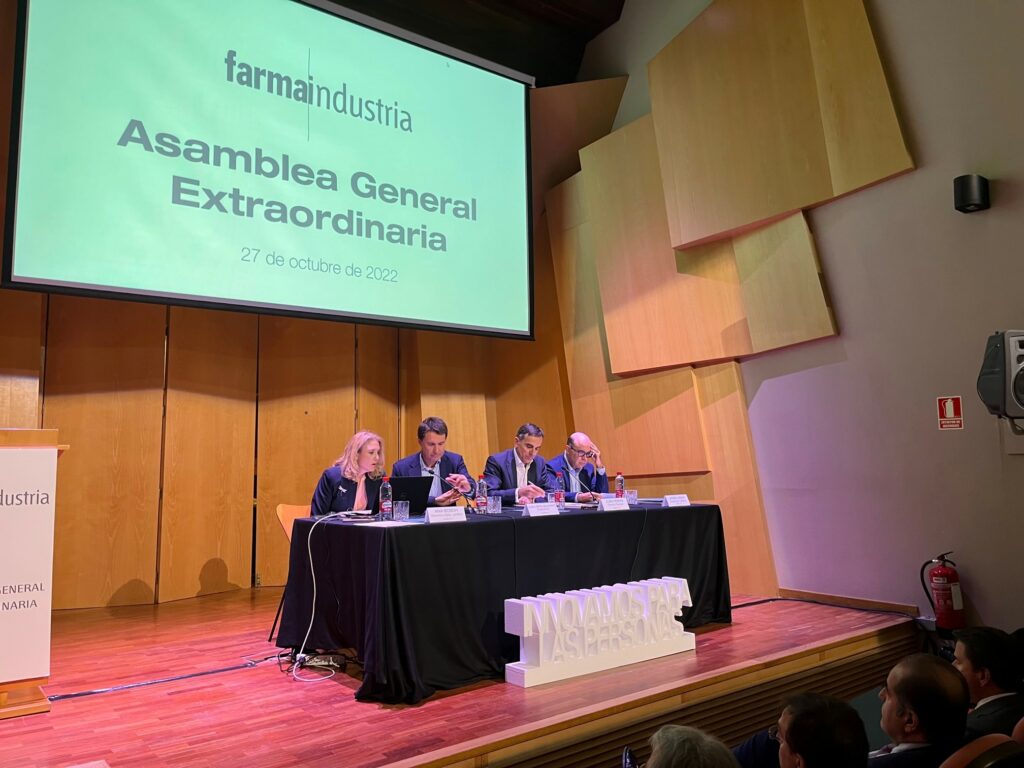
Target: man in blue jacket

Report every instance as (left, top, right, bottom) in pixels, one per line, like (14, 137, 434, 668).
(483, 423, 559, 506)
(546, 431, 609, 503)
(391, 416, 472, 506)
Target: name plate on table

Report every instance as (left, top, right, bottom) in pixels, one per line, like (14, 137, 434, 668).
(662, 494, 691, 507)
(597, 497, 630, 511)
(424, 507, 467, 524)
(523, 502, 559, 517)
(504, 576, 695, 687)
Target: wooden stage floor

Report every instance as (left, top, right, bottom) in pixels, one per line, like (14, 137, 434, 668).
(2, 589, 918, 768)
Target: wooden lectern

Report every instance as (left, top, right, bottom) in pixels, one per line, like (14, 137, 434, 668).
(0, 428, 64, 719)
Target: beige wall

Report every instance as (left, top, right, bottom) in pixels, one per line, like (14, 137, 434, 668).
(580, 0, 1024, 628)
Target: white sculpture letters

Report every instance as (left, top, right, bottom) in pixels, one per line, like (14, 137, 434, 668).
(504, 576, 695, 687)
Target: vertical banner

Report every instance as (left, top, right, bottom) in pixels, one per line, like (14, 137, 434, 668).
(0, 447, 57, 682)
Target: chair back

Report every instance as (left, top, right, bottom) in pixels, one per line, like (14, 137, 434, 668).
(276, 504, 310, 543)
(939, 734, 1024, 768)
(1013, 715, 1024, 746)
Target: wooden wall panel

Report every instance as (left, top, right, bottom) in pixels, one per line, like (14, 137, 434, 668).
(694, 363, 777, 596)
(158, 308, 257, 602)
(0, 289, 44, 428)
(355, 324, 399, 460)
(489, 218, 571, 457)
(398, 328, 423, 459)
(412, 331, 496, 476)
(734, 212, 836, 352)
(648, 0, 911, 248)
(254, 316, 355, 587)
(579, 115, 753, 375)
(547, 174, 708, 477)
(44, 296, 165, 608)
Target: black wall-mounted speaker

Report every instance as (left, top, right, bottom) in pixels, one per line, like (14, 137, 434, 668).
(954, 174, 990, 213)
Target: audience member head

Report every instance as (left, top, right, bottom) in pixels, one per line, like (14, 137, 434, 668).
(335, 430, 385, 480)
(953, 627, 1024, 703)
(774, 693, 867, 768)
(564, 431, 596, 470)
(879, 653, 968, 747)
(417, 416, 448, 467)
(646, 725, 738, 768)
(513, 423, 544, 464)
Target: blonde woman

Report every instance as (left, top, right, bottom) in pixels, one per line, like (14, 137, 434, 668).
(310, 431, 385, 516)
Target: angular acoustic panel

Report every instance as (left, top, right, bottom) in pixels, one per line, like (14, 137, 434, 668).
(575, 114, 835, 374)
(481, 78, 630, 458)
(547, 173, 708, 477)
(734, 211, 836, 352)
(649, 0, 912, 248)
(159, 307, 257, 602)
(548, 176, 779, 595)
(530, 76, 628, 226)
(694, 363, 777, 595)
(578, 115, 753, 374)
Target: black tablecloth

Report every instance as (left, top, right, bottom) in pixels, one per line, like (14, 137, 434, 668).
(276, 504, 731, 704)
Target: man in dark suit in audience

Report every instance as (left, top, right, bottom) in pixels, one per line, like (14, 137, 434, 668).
(733, 693, 867, 768)
(483, 422, 559, 505)
(777, 693, 868, 768)
(953, 627, 1024, 739)
(546, 431, 609, 503)
(733, 654, 967, 768)
(869, 653, 968, 767)
(390, 416, 472, 506)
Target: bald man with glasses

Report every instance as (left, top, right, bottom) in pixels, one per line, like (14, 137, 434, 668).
(546, 432, 609, 503)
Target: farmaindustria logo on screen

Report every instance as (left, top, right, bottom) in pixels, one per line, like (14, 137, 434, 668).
(224, 49, 413, 133)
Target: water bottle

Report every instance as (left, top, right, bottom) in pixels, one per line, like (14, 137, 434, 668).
(554, 472, 565, 507)
(475, 475, 488, 512)
(379, 475, 393, 519)
(615, 471, 625, 498)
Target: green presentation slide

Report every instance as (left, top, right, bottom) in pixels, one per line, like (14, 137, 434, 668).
(8, 0, 531, 336)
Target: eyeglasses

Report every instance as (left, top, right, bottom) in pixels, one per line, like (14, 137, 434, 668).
(768, 725, 784, 745)
(568, 446, 596, 459)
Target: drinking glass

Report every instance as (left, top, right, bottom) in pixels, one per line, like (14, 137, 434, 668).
(626, 489, 639, 506)
(394, 500, 410, 521)
(486, 496, 502, 515)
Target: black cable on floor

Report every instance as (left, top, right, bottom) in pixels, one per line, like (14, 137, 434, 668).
(47, 654, 279, 702)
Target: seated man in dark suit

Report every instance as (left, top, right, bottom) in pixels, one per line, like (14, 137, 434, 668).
(953, 627, 1024, 739)
(390, 416, 472, 506)
(545, 431, 609, 503)
(870, 653, 968, 767)
(734, 693, 867, 768)
(778, 693, 867, 768)
(734, 655, 967, 768)
(483, 422, 559, 506)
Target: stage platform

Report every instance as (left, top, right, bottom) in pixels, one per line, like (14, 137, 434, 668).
(2, 588, 919, 768)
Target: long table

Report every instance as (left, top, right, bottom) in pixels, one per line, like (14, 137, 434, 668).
(275, 504, 731, 704)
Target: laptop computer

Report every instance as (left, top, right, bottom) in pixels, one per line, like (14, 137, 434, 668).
(372, 475, 434, 517)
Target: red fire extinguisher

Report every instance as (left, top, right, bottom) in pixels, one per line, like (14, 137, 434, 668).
(919, 552, 966, 631)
